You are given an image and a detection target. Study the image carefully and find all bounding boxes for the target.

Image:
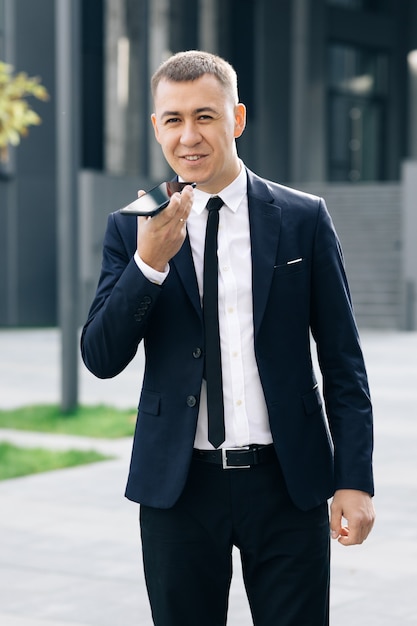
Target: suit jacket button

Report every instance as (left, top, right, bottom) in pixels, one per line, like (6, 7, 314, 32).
(186, 395, 197, 407)
(192, 347, 202, 359)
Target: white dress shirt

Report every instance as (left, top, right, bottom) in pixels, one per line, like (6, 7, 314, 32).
(135, 164, 272, 450)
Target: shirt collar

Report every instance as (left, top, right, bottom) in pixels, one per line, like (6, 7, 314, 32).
(190, 161, 247, 215)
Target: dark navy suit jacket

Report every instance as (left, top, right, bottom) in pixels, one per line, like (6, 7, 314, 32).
(81, 168, 374, 511)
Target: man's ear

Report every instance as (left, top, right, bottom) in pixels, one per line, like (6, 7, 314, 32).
(234, 103, 246, 139)
(151, 113, 160, 143)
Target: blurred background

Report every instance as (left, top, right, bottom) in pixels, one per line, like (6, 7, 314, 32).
(0, 0, 417, 332)
(1, 4, 416, 623)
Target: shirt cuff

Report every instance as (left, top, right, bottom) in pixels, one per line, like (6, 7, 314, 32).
(134, 251, 169, 285)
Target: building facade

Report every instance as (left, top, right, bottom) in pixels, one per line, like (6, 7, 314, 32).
(1, 0, 416, 328)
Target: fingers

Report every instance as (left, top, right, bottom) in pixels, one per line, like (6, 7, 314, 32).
(329, 494, 346, 540)
(331, 519, 368, 546)
(330, 489, 375, 547)
(163, 184, 194, 223)
(136, 184, 193, 222)
(136, 184, 194, 271)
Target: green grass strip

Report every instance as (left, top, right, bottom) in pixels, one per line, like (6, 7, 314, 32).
(0, 404, 136, 439)
(0, 442, 112, 481)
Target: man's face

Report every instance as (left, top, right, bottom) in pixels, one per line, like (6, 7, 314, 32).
(151, 74, 246, 194)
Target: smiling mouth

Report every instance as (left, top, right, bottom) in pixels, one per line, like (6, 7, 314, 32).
(182, 155, 205, 161)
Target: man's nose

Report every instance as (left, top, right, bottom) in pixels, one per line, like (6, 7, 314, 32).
(180, 122, 201, 145)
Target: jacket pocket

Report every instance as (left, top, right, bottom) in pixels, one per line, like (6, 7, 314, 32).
(302, 385, 323, 415)
(273, 257, 308, 276)
(138, 389, 161, 416)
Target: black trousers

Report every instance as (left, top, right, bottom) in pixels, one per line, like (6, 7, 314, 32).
(140, 454, 330, 626)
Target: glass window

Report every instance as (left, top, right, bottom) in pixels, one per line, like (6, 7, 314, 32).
(327, 0, 380, 10)
(102, 0, 169, 178)
(327, 44, 389, 181)
(327, 0, 365, 8)
(329, 44, 388, 96)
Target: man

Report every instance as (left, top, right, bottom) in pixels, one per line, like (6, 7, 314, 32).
(81, 50, 375, 625)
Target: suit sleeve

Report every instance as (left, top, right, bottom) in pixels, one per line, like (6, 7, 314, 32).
(81, 212, 162, 379)
(310, 199, 374, 496)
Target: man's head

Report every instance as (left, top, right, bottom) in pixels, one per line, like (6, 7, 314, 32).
(151, 50, 246, 194)
(151, 50, 239, 107)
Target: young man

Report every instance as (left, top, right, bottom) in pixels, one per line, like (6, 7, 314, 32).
(81, 50, 375, 625)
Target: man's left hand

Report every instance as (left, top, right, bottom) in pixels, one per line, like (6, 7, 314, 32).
(330, 489, 375, 546)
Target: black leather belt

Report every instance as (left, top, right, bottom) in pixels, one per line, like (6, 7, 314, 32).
(193, 444, 276, 469)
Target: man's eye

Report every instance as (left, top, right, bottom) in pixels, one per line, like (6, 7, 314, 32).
(165, 117, 180, 124)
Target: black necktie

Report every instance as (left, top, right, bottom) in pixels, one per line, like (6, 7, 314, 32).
(203, 196, 225, 449)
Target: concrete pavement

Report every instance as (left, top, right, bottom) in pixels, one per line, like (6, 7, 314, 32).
(0, 328, 416, 625)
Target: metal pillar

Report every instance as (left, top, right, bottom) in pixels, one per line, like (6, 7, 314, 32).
(56, 0, 80, 411)
(408, 50, 417, 159)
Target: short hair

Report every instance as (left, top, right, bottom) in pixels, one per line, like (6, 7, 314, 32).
(151, 50, 239, 104)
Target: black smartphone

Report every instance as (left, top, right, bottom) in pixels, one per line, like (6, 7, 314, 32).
(119, 181, 196, 217)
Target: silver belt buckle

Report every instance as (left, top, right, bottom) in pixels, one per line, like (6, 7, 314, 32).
(222, 446, 251, 469)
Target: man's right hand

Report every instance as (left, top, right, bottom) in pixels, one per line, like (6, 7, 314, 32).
(136, 184, 194, 272)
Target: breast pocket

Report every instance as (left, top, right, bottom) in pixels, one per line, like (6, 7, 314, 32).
(273, 257, 308, 277)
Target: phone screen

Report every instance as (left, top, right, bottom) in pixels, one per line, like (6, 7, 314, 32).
(119, 181, 195, 217)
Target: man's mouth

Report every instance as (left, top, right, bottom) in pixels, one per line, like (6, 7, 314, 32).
(182, 155, 204, 161)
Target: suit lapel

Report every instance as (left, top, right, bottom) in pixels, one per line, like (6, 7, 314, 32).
(171, 169, 283, 329)
(247, 171, 282, 337)
(171, 235, 202, 317)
